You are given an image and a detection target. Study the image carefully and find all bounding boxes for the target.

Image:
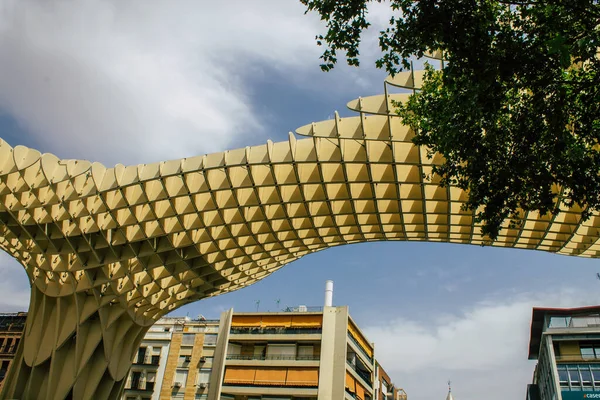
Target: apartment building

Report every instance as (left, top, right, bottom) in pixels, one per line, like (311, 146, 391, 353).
(198, 305, 388, 400)
(0, 282, 403, 400)
(0, 312, 26, 393)
(375, 362, 407, 400)
(121, 316, 220, 400)
(527, 306, 600, 400)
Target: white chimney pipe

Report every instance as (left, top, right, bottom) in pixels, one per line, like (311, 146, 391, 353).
(324, 280, 334, 307)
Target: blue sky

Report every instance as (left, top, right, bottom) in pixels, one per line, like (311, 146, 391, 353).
(0, 2, 599, 399)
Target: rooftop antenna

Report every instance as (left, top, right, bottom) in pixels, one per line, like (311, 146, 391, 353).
(448, 380, 451, 392)
(275, 299, 281, 310)
(255, 300, 260, 312)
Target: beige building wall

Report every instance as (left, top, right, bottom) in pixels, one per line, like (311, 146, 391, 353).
(160, 333, 183, 399)
(207, 309, 233, 400)
(317, 306, 349, 400)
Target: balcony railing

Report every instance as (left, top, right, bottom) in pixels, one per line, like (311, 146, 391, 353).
(124, 381, 155, 391)
(230, 327, 322, 335)
(282, 306, 324, 312)
(347, 334, 373, 363)
(346, 361, 372, 388)
(226, 354, 320, 361)
(133, 356, 160, 366)
(345, 388, 373, 400)
(549, 315, 600, 329)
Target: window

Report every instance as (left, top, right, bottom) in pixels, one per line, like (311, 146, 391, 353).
(558, 369, 569, 386)
(204, 334, 217, 346)
(178, 355, 191, 367)
(581, 369, 593, 387)
(137, 347, 147, 364)
(197, 369, 211, 384)
(227, 343, 241, 357)
(254, 345, 266, 358)
(549, 316, 571, 328)
(182, 334, 195, 346)
(298, 345, 314, 359)
(0, 360, 7, 382)
(131, 371, 142, 390)
(266, 344, 296, 359)
(569, 370, 581, 386)
(142, 371, 156, 392)
(174, 369, 188, 388)
(580, 346, 595, 359)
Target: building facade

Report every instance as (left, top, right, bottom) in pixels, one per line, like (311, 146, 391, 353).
(117, 304, 404, 400)
(212, 306, 377, 400)
(121, 316, 221, 400)
(0, 312, 26, 393)
(528, 306, 600, 400)
(375, 363, 407, 400)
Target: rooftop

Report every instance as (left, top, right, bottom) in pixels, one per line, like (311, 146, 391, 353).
(528, 305, 600, 359)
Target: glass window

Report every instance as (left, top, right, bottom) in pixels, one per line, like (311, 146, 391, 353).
(227, 344, 241, 357)
(203, 334, 217, 346)
(559, 369, 569, 386)
(581, 347, 595, 359)
(198, 369, 211, 384)
(549, 316, 570, 328)
(182, 334, 195, 346)
(592, 369, 600, 384)
(582, 369, 593, 386)
(570, 370, 581, 386)
(174, 369, 188, 387)
(298, 345, 314, 359)
(266, 344, 296, 359)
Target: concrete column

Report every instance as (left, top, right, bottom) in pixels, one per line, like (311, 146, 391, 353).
(318, 306, 349, 400)
(207, 309, 233, 400)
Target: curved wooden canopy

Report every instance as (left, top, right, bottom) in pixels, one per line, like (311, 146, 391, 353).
(0, 71, 597, 399)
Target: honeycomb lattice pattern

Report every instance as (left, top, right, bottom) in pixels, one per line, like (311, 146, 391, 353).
(1, 71, 599, 399)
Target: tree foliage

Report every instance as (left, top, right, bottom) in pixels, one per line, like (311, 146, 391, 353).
(302, 0, 600, 239)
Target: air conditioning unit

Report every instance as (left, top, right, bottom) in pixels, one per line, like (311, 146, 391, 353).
(199, 356, 206, 362)
(199, 383, 208, 389)
(184, 356, 191, 362)
(298, 305, 308, 312)
(173, 381, 182, 388)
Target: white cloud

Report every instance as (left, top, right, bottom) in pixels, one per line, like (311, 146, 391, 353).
(365, 289, 600, 400)
(0, 251, 30, 311)
(0, 0, 327, 166)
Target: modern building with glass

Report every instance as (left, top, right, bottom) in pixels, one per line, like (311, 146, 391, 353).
(527, 306, 600, 400)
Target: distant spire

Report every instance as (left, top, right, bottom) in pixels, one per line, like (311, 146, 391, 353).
(446, 380, 454, 400)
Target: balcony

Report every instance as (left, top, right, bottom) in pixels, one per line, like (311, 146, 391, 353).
(549, 315, 600, 330)
(124, 381, 155, 392)
(144, 331, 172, 340)
(227, 355, 320, 361)
(230, 327, 322, 335)
(133, 356, 160, 366)
(345, 388, 373, 400)
(346, 361, 372, 389)
(347, 334, 373, 364)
